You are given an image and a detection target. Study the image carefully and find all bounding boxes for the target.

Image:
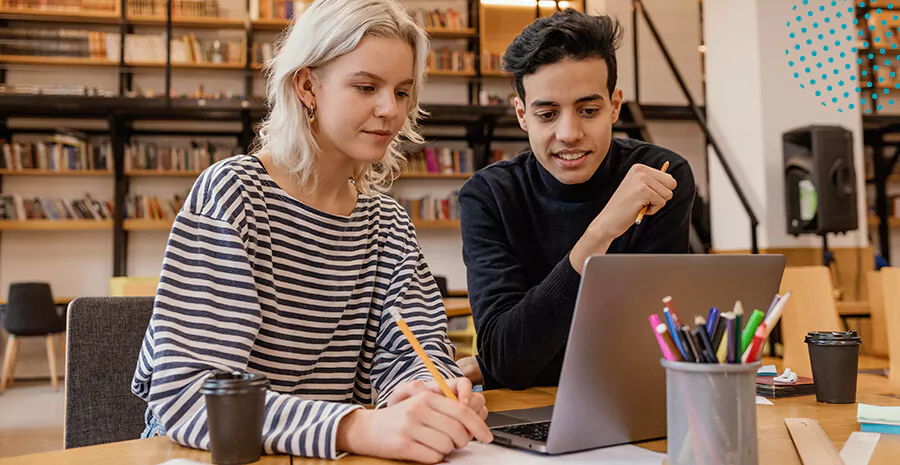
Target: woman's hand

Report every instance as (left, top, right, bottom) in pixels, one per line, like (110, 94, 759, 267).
(336, 389, 493, 464)
(387, 377, 488, 420)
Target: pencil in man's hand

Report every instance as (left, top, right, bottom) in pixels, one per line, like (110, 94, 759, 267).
(635, 161, 670, 225)
(388, 308, 459, 401)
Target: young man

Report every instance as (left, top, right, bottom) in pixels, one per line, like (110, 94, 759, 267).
(459, 9, 695, 390)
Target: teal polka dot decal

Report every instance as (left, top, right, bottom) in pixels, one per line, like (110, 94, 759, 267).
(788, 0, 884, 112)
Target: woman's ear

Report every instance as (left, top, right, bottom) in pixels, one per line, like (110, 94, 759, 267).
(293, 67, 317, 108)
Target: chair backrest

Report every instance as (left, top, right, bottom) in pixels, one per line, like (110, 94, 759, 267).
(866, 270, 890, 357)
(779, 266, 843, 377)
(3, 282, 64, 336)
(433, 275, 449, 298)
(876, 267, 900, 393)
(64, 297, 154, 449)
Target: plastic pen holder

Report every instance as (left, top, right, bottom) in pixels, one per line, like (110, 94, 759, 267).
(661, 360, 760, 465)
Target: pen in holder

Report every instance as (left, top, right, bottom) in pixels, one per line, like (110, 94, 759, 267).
(662, 360, 760, 465)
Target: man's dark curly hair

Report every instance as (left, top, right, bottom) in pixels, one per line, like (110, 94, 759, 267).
(502, 9, 624, 104)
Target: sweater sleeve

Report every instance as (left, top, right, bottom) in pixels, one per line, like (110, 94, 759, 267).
(629, 158, 696, 253)
(371, 220, 464, 406)
(459, 175, 582, 390)
(131, 210, 361, 459)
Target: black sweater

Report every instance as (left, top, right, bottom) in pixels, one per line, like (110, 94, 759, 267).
(459, 138, 695, 390)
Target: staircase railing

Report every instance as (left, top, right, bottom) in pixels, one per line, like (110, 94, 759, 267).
(633, 0, 760, 254)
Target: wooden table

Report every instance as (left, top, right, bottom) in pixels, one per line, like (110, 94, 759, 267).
(4, 357, 899, 464)
(0, 297, 73, 306)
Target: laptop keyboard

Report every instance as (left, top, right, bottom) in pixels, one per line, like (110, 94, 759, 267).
(493, 421, 551, 442)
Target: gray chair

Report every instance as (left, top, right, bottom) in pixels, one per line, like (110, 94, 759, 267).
(64, 297, 154, 449)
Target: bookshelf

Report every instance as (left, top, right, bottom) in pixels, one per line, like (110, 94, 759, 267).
(126, 61, 247, 70)
(0, 220, 113, 231)
(0, 7, 122, 23)
(125, 170, 202, 177)
(425, 27, 476, 39)
(0, 55, 117, 67)
(0, 169, 112, 176)
(125, 14, 247, 28)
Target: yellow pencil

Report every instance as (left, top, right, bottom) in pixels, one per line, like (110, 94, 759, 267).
(635, 161, 670, 225)
(388, 308, 459, 401)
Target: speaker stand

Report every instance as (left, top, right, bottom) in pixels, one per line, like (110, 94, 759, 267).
(821, 233, 835, 268)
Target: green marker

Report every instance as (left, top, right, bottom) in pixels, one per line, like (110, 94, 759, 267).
(741, 309, 766, 355)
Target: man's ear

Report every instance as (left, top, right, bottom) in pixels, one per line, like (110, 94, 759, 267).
(610, 88, 624, 124)
(514, 96, 528, 132)
(293, 68, 317, 108)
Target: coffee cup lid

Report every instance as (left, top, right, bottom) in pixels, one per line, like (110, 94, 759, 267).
(804, 330, 862, 346)
(200, 371, 269, 395)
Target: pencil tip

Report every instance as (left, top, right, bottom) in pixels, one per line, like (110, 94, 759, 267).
(662, 296, 672, 303)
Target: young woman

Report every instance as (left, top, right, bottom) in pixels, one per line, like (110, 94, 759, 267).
(131, 0, 491, 463)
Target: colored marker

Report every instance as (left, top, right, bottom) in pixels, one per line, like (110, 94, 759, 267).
(706, 308, 720, 336)
(741, 321, 768, 363)
(679, 325, 699, 363)
(664, 307, 688, 360)
(741, 309, 766, 354)
(650, 314, 678, 361)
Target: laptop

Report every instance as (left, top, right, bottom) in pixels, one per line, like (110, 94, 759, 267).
(486, 254, 786, 455)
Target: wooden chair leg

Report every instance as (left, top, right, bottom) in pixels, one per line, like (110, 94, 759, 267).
(1, 335, 20, 393)
(46, 335, 58, 391)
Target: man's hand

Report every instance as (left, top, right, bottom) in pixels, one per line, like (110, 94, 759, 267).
(387, 377, 488, 420)
(570, 163, 676, 273)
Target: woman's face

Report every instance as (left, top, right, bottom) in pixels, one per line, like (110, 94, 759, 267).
(305, 36, 415, 166)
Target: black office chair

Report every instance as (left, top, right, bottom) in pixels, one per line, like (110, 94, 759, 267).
(0, 282, 65, 393)
(433, 275, 449, 298)
(64, 296, 155, 448)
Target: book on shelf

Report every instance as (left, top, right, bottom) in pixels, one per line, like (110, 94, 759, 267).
(412, 8, 465, 30)
(397, 193, 460, 222)
(426, 47, 475, 73)
(0, 193, 113, 221)
(489, 149, 515, 165)
(403, 147, 475, 175)
(125, 141, 238, 172)
(2, 0, 118, 13)
(249, 0, 308, 20)
(482, 49, 504, 73)
(125, 193, 186, 221)
(127, 0, 224, 18)
(0, 28, 120, 61)
(125, 33, 244, 65)
(253, 41, 274, 66)
(1, 133, 112, 171)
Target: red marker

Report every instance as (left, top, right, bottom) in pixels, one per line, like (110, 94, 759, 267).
(741, 321, 768, 363)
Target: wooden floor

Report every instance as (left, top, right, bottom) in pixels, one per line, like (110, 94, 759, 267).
(0, 381, 65, 458)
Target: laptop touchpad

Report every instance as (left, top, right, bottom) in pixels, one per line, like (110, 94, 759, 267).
(487, 406, 554, 428)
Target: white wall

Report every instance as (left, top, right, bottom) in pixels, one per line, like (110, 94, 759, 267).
(703, 0, 867, 252)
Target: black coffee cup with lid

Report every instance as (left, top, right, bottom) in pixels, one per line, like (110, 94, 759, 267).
(805, 330, 861, 404)
(200, 371, 269, 465)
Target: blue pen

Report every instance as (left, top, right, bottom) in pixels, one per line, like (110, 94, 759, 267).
(706, 307, 719, 336)
(664, 308, 688, 360)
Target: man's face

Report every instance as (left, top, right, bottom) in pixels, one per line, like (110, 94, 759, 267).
(514, 57, 623, 185)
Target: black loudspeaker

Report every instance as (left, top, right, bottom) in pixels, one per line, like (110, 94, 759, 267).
(783, 125, 858, 236)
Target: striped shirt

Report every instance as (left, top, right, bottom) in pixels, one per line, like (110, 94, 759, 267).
(131, 154, 462, 459)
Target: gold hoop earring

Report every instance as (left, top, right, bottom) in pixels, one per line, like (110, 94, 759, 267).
(306, 103, 316, 124)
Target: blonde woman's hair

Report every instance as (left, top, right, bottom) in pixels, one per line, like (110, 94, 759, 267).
(255, 0, 428, 194)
